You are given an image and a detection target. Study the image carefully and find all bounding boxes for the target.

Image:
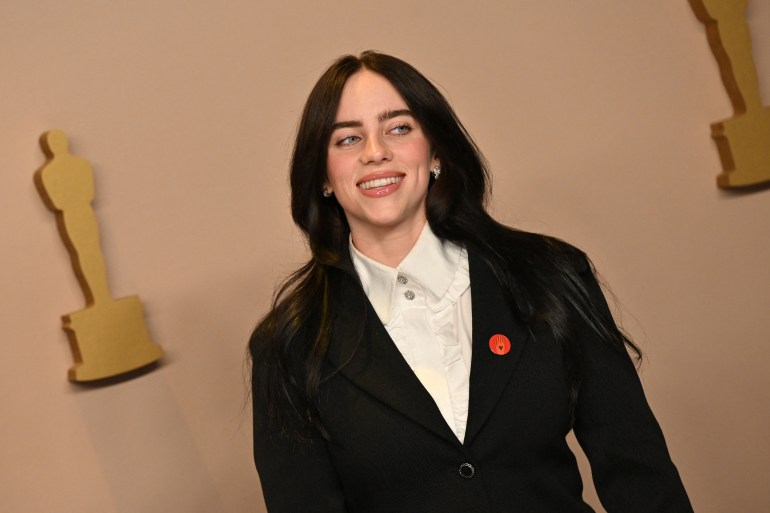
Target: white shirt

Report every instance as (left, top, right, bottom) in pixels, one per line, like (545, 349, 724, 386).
(350, 224, 473, 442)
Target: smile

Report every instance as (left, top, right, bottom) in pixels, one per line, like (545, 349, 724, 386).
(357, 176, 403, 190)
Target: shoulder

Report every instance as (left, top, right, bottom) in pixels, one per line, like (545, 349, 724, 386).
(472, 224, 591, 275)
(248, 312, 280, 389)
(249, 310, 276, 357)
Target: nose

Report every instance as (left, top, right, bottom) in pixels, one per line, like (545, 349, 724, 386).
(361, 133, 390, 164)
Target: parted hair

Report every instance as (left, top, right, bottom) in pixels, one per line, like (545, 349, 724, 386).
(249, 50, 639, 437)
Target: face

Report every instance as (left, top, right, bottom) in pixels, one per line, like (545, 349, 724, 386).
(325, 69, 438, 243)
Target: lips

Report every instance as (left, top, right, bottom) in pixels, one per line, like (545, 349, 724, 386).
(357, 176, 403, 190)
(355, 172, 405, 197)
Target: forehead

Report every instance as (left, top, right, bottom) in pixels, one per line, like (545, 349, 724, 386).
(335, 69, 409, 121)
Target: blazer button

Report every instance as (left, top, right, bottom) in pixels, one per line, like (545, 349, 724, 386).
(458, 462, 475, 479)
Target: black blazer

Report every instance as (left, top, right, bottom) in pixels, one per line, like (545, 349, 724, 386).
(252, 249, 693, 513)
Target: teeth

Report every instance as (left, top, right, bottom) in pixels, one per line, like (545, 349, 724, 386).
(358, 176, 403, 190)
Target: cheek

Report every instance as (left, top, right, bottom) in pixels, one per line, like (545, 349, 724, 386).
(326, 153, 350, 182)
(325, 154, 345, 185)
(409, 140, 433, 167)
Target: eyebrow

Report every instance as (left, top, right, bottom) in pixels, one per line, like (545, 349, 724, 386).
(331, 109, 413, 131)
(378, 109, 412, 122)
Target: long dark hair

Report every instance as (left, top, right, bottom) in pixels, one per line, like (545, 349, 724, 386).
(249, 50, 639, 435)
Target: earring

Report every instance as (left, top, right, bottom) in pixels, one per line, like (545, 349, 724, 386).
(322, 186, 332, 198)
(431, 165, 441, 179)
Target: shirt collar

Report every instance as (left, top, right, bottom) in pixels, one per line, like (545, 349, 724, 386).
(350, 223, 463, 323)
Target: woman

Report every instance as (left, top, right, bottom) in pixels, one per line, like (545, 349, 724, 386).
(249, 51, 693, 513)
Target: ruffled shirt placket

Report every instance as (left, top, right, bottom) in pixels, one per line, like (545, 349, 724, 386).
(350, 224, 472, 442)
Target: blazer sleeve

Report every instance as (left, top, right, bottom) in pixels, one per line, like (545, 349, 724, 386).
(572, 260, 694, 513)
(251, 352, 349, 512)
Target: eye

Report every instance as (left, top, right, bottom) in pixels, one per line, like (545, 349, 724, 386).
(335, 134, 360, 146)
(390, 124, 412, 135)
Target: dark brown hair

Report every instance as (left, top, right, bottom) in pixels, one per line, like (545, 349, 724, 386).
(250, 51, 639, 436)
(289, 50, 490, 262)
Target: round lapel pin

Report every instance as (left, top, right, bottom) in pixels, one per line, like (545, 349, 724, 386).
(489, 334, 511, 355)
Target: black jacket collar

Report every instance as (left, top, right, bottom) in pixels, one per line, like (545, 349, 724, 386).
(326, 248, 532, 446)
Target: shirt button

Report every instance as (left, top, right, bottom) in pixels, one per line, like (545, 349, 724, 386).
(458, 462, 475, 479)
(397, 273, 408, 285)
(404, 290, 415, 300)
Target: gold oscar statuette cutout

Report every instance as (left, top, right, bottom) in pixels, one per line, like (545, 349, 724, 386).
(690, 0, 770, 188)
(34, 130, 164, 382)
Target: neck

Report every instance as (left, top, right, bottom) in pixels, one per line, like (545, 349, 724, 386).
(350, 219, 426, 268)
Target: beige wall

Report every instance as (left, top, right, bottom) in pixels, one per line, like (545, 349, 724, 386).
(2, 1, 769, 511)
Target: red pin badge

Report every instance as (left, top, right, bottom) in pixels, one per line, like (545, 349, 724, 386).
(489, 334, 511, 355)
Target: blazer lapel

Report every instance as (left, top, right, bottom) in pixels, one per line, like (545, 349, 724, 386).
(464, 249, 532, 445)
(326, 269, 460, 445)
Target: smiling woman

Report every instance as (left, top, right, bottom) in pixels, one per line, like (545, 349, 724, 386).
(325, 70, 437, 266)
(249, 51, 693, 513)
